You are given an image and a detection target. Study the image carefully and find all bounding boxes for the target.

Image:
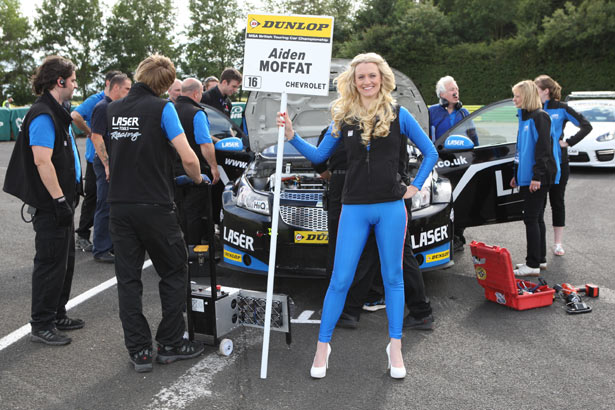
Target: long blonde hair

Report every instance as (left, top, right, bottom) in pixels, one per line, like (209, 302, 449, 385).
(331, 53, 396, 146)
(512, 80, 542, 112)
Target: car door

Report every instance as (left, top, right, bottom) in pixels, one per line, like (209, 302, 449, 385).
(433, 99, 524, 228)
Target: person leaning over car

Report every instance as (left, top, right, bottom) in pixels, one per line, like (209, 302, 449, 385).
(106, 54, 206, 373)
(428, 75, 477, 252)
(3, 55, 84, 346)
(510, 80, 557, 278)
(174, 77, 220, 245)
(534, 75, 592, 257)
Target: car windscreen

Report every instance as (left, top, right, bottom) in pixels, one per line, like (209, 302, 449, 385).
(261, 136, 321, 158)
(568, 101, 615, 122)
(203, 106, 238, 139)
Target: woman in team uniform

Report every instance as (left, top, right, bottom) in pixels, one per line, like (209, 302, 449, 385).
(277, 53, 437, 379)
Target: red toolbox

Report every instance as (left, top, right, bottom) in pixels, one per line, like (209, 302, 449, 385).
(470, 241, 555, 310)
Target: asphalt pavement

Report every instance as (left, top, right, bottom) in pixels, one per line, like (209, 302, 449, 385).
(1, 138, 614, 410)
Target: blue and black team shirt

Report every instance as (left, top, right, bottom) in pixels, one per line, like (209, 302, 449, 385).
(193, 110, 212, 144)
(29, 114, 81, 183)
(543, 99, 592, 168)
(515, 108, 556, 187)
(290, 106, 437, 190)
(74, 91, 105, 163)
(428, 104, 476, 144)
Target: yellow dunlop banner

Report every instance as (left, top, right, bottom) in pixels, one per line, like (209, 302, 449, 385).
(247, 14, 333, 42)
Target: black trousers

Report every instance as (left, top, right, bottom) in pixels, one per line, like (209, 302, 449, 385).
(31, 210, 75, 331)
(327, 174, 432, 320)
(521, 185, 549, 268)
(109, 203, 188, 354)
(176, 185, 211, 245)
(75, 160, 96, 240)
(548, 163, 569, 227)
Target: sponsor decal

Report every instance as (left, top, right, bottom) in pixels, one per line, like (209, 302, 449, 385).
(475, 266, 487, 280)
(495, 169, 520, 197)
(224, 157, 248, 168)
(447, 139, 466, 146)
(495, 292, 506, 305)
(410, 225, 448, 249)
(223, 226, 255, 251)
(246, 15, 332, 38)
(16, 117, 23, 132)
(435, 156, 468, 168)
(224, 249, 242, 262)
(426, 249, 450, 263)
(249, 18, 260, 29)
(294, 231, 328, 244)
(110, 116, 142, 141)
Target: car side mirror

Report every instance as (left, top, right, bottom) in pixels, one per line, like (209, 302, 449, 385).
(444, 135, 475, 151)
(215, 137, 244, 151)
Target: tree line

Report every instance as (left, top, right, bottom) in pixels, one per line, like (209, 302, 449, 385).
(1, 0, 613, 106)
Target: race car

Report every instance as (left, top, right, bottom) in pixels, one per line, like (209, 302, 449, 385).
(218, 63, 528, 279)
(562, 93, 615, 167)
(219, 59, 454, 278)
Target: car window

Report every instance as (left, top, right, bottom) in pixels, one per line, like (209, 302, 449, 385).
(569, 101, 615, 122)
(203, 106, 237, 139)
(449, 101, 518, 147)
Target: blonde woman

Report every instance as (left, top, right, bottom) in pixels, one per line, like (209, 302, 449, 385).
(277, 53, 437, 379)
(510, 80, 557, 277)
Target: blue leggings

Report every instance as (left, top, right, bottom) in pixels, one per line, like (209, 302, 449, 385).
(318, 200, 407, 342)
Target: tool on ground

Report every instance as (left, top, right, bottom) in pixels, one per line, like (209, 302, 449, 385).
(561, 283, 599, 298)
(553, 284, 592, 314)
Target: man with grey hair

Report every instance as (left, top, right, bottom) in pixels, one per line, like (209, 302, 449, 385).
(174, 77, 219, 244)
(167, 78, 182, 103)
(428, 76, 476, 252)
(428, 76, 476, 144)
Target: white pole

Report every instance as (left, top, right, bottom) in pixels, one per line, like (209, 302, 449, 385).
(260, 91, 287, 379)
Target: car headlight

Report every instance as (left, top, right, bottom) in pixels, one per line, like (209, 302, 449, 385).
(237, 179, 270, 215)
(596, 132, 614, 142)
(411, 187, 431, 211)
(432, 179, 452, 204)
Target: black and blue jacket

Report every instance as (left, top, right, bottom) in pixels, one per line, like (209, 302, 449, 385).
(514, 108, 557, 187)
(543, 99, 592, 167)
(428, 104, 477, 144)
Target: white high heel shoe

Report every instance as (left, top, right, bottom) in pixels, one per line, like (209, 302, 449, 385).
(310, 344, 331, 378)
(386, 343, 406, 379)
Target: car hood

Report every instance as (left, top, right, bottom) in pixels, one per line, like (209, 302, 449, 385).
(244, 58, 428, 153)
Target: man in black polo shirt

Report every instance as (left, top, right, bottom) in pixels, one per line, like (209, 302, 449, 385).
(107, 54, 206, 372)
(3, 55, 84, 345)
(89, 74, 131, 263)
(200, 67, 241, 119)
(174, 78, 219, 244)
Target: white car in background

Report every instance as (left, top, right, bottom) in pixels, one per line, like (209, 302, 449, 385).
(564, 92, 615, 167)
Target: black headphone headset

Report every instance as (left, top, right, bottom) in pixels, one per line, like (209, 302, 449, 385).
(440, 97, 463, 111)
(59, 78, 66, 88)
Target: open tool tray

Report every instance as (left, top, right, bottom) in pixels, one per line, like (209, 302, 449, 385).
(470, 241, 555, 311)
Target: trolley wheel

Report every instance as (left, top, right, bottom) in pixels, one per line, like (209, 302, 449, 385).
(218, 338, 233, 356)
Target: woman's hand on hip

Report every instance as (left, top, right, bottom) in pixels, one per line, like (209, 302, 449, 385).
(403, 185, 419, 199)
(529, 180, 541, 192)
(276, 112, 295, 140)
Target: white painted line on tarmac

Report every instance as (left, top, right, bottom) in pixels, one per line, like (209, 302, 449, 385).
(0, 259, 153, 352)
(291, 310, 320, 324)
(147, 331, 258, 410)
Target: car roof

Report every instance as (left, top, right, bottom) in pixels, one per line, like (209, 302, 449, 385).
(565, 91, 615, 101)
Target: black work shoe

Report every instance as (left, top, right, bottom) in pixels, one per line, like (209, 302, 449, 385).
(31, 328, 72, 346)
(403, 314, 434, 330)
(93, 251, 115, 263)
(130, 347, 153, 373)
(336, 312, 359, 329)
(76, 237, 93, 252)
(156, 339, 204, 364)
(55, 317, 85, 331)
(453, 236, 465, 253)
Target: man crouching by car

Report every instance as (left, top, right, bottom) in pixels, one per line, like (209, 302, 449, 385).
(106, 54, 206, 372)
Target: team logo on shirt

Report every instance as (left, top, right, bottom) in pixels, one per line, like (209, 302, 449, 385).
(110, 116, 142, 142)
